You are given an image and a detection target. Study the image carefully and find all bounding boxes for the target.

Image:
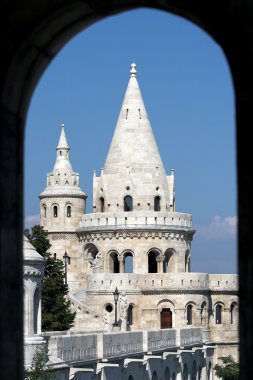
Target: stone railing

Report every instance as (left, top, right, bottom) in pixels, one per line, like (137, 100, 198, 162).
(79, 211, 193, 231)
(180, 327, 203, 347)
(208, 274, 238, 291)
(87, 273, 211, 291)
(147, 329, 177, 351)
(103, 331, 143, 357)
(46, 328, 204, 364)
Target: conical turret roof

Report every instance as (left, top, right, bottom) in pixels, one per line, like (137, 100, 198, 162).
(104, 63, 165, 174)
(93, 64, 174, 213)
(40, 124, 85, 198)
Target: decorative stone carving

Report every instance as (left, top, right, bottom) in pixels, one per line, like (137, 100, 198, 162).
(89, 251, 104, 273)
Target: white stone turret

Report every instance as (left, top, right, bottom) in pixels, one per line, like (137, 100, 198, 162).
(93, 63, 175, 213)
(39, 124, 86, 233)
(23, 235, 45, 368)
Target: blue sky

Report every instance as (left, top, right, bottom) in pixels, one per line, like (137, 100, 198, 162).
(25, 9, 237, 274)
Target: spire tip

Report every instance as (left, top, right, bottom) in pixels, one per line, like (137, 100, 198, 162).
(130, 63, 137, 77)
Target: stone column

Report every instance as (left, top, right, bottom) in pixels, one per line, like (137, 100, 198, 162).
(118, 256, 124, 273)
(156, 255, 165, 273)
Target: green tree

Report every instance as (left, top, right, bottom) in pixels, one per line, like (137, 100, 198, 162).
(214, 355, 239, 380)
(26, 346, 56, 380)
(24, 225, 76, 331)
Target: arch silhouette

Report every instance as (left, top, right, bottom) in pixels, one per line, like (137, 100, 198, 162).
(0, 1, 250, 378)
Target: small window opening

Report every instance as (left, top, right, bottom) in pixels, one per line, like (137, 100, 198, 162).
(138, 108, 141, 119)
(42, 205, 46, 218)
(216, 304, 222, 324)
(124, 196, 133, 211)
(67, 205, 71, 217)
(126, 108, 129, 119)
(124, 252, 133, 273)
(186, 304, 193, 325)
(53, 205, 58, 218)
(148, 251, 158, 273)
(154, 196, 161, 211)
(100, 197, 104, 212)
(127, 305, 133, 326)
(59, 150, 62, 156)
(105, 304, 113, 313)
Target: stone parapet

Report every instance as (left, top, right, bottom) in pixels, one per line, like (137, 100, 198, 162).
(79, 211, 193, 231)
(87, 273, 209, 292)
(86, 273, 238, 292)
(46, 328, 204, 365)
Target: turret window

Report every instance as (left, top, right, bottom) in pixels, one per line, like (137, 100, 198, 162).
(53, 205, 58, 218)
(154, 196, 161, 211)
(66, 205, 71, 217)
(186, 304, 193, 325)
(124, 196, 133, 212)
(100, 197, 105, 213)
(42, 205, 46, 218)
(215, 304, 222, 324)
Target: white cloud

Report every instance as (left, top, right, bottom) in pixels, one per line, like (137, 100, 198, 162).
(24, 214, 40, 228)
(196, 215, 237, 240)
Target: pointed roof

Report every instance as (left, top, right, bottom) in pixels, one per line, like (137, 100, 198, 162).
(57, 124, 69, 149)
(104, 63, 166, 175)
(40, 124, 86, 198)
(53, 124, 73, 172)
(23, 235, 44, 261)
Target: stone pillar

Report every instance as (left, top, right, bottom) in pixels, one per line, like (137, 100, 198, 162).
(156, 254, 165, 273)
(118, 256, 124, 273)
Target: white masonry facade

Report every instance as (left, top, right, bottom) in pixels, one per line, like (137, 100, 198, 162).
(39, 64, 239, 380)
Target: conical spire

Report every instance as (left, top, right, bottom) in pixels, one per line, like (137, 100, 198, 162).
(93, 64, 174, 213)
(104, 63, 165, 174)
(53, 124, 73, 172)
(57, 123, 69, 149)
(40, 124, 85, 197)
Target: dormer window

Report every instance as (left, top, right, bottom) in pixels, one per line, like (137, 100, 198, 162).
(67, 205, 71, 217)
(154, 196, 161, 211)
(124, 196, 133, 212)
(53, 205, 58, 218)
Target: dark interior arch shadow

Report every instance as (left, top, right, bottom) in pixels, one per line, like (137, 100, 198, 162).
(0, 1, 251, 378)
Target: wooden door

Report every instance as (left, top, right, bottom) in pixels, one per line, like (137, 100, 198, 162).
(160, 308, 172, 329)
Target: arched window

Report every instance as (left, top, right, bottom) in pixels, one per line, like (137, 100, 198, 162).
(33, 288, 40, 334)
(230, 302, 237, 324)
(124, 196, 133, 211)
(215, 304, 222, 324)
(187, 304, 193, 325)
(128, 376, 134, 380)
(66, 205, 71, 217)
(127, 305, 133, 327)
(152, 371, 158, 380)
(42, 205, 46, 218)
(154, 196, 161, 211)
(100, 197, 104, 212)
(109, 252, 119, 273)
(148, 251, 158, 273)
(200, 301, 207, 325)
(53, 205, 58, 218)
(124, 252, 133, 273)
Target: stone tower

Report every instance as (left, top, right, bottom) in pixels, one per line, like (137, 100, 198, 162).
(78, 63, 194, 279)
(39, 125, 86, 283)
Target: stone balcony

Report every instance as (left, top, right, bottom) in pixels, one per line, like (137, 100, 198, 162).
(78, 211, 193, 231)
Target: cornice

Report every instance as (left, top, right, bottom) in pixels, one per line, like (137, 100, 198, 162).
(78, 228, 194, 242)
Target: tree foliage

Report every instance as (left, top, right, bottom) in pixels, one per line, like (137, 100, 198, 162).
(26, 346, 56, 380)
(24, 225, 76, 331)
(214, 355, 239, 379)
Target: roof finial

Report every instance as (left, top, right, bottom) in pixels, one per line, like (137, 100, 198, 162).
(61, 123, 64, 128)
(130, 63, 137, 78)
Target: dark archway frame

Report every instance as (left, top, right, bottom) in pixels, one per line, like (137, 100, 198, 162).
(0, 1, 250, 378)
